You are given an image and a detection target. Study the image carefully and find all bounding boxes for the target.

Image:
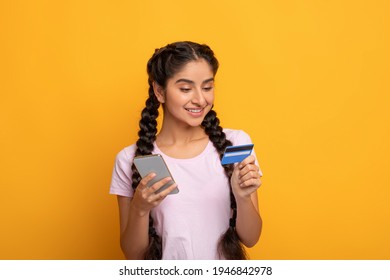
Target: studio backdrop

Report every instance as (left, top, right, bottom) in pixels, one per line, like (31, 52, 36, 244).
(1, 0, 389, 259)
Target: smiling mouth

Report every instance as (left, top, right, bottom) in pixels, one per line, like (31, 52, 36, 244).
(185, 108, 204, 113)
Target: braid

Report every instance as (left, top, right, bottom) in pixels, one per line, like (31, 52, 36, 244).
(202, 109, 248, 260)
(131, 86, 163, 260)
(144, 216, 162, 259)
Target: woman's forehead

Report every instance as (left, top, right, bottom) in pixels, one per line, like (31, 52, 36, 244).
(169, 59, 214, 83)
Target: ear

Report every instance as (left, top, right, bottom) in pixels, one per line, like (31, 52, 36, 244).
(152, 82, 165, 103)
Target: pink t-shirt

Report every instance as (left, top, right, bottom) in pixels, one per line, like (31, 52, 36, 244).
(109, 129, 261, 259)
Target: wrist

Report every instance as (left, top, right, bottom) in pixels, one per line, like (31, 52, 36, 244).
(234, 194, 252, 205)
(129, 202, 150, 218)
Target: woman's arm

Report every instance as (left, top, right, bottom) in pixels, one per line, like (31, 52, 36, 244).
(235, 191, 262, 247)
(231, 155, 263, 247)
(117, 174, 178, 259)
(117, 196, 150, 259)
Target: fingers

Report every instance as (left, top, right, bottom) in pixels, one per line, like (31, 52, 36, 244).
(148, 176, 173, 194)
(138, 172, 157, 190)
(152, 182, 178, 202)
(156, 181, 178, 197)
(239, 176, 262, 188)
(238, 154, 256, 168)
(138, 174, 177, 202)
(236, 155, 262, 189)
(133, 173, 177, 215)
(238, 156, 259, 175)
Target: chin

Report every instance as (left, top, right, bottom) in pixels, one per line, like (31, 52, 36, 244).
(187, 120, 205, 127)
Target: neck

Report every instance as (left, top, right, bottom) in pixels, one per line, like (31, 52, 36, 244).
(157, 118, 207, 146)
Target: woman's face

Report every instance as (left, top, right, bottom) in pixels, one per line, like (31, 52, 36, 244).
(157, 59, 215, 128)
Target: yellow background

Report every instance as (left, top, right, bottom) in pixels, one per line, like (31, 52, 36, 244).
(1, 0, 389, 259)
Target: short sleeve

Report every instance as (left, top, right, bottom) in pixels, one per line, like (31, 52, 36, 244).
(224, 129, 263, 176)
(109, 145, 137, 197)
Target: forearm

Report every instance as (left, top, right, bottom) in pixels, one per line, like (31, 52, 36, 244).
(235, 196, 262, 248)
(120, 203, 150, 259)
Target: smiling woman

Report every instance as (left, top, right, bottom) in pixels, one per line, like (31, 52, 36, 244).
(153, 59, 215, 127)
(109, 41, 263, 260)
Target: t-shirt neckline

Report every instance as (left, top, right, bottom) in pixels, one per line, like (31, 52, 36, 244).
(153, 140, 213, 162)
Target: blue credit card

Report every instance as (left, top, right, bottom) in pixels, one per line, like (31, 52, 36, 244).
(221, 144, 254, 165)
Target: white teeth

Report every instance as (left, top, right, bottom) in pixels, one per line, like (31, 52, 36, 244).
(186, 109, 202, 113)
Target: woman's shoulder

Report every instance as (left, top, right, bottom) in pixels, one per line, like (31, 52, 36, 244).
(109, 143, 138, 197)
(114, 143, 138, 163)
(223, 128, 253, 145)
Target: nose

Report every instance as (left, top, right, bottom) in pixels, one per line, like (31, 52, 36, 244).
(191, 88, 207, 106)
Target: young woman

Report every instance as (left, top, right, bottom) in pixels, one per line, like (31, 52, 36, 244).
(110, 41, 263, 260)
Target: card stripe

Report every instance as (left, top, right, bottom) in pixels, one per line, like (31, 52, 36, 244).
(221, 144, 254, 165)
(224, 151, 252, 157)
(224, 144, 254, 153)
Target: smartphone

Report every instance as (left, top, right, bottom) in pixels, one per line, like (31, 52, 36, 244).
(133, 154, 179, 195)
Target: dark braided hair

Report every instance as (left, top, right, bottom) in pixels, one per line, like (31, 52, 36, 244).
(202, 110, 248, 260)
(131, 41, 247, 259)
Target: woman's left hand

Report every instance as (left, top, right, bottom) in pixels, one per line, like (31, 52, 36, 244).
(230, 155, 262, 200)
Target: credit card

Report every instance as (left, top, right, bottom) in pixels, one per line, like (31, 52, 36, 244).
(221, 144, 254, 165)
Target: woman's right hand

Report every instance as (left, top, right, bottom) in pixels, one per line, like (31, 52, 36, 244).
(130, 173, 177, 217)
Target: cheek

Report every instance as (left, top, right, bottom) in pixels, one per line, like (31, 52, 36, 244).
(207, 93, 215, 104)
(165, 91, 184, 106)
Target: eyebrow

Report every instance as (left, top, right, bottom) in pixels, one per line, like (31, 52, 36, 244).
(175, 78, 214, 84)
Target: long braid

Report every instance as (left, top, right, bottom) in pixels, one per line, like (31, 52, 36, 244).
(129, 42, 183, 260)
(202, 109, 248, 260)
(131, 86, 163, 260)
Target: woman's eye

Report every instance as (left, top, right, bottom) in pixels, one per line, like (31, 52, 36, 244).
(203, 87, 213, 92)
(180, 88, 191, 92)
